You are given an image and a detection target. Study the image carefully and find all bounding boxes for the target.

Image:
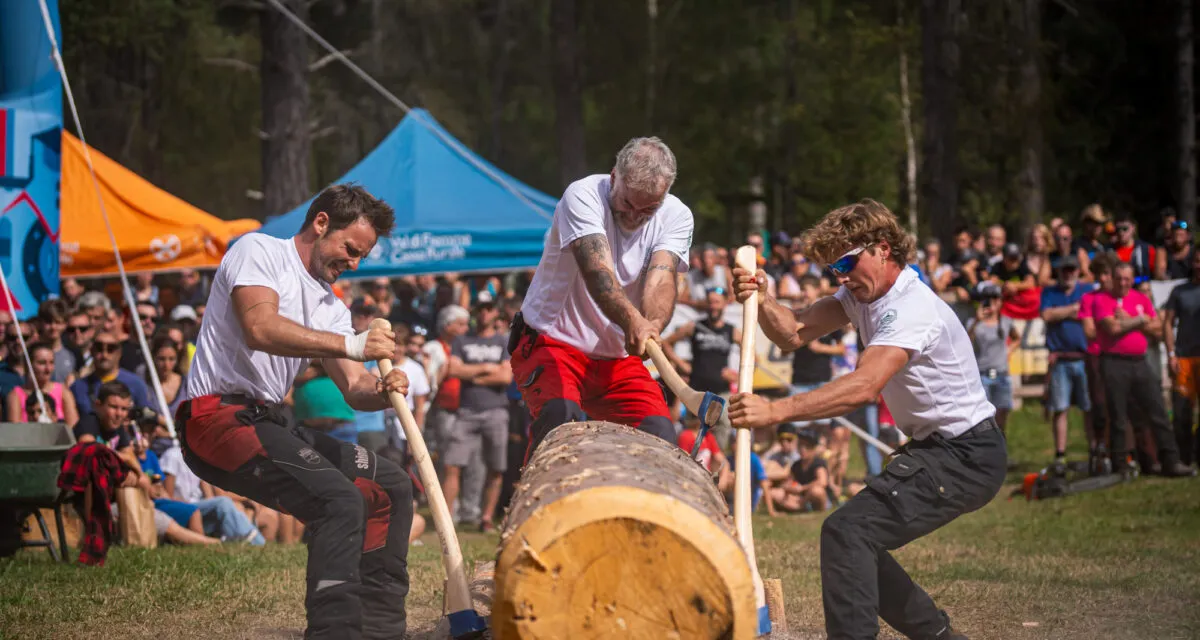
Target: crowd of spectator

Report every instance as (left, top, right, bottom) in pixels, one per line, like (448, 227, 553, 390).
(5, 203, 1196, 553)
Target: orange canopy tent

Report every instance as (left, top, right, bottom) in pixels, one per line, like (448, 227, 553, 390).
(59, 131, 260, 277)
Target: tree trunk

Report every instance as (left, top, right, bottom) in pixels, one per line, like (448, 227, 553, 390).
(899, 0, 919, 232)
(551, 0, 587, 187)
(1180, 0, 1196, 225)
(494, 422, 756, 640)
(646, 0, 658, 131)
(1014, 0, 1044, 230)
(920, 0, 963, 246)
(260, 0, 311, 217)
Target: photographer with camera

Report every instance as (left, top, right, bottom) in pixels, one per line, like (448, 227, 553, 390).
(967, 284, 1021, 440)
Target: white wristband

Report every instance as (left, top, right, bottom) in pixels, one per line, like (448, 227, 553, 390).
(344, 331, 370, 362)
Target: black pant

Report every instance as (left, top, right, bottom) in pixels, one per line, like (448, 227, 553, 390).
(178, 397, 412, 640)
(1171, 391, 1198, 466)
(820, 421, 1007, 640)
(1099, 355, 1181, 465)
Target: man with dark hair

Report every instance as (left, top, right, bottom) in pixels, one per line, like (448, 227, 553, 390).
(70, 331, 154, 416)
(1086, 262, 1192, 476)
(175, 183, 413, 640)
(1040, 256, 1096, 466)
(119, 301, 159, 376)
(74, 381, 135, 455)
(37, 298, 75, 383)
(1164, 250, 1200, 466)
(64, 310, 95, 377)
(1108, 214, 1161, 282)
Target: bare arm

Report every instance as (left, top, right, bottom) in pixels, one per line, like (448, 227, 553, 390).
(1082, 317, 1097, 341)
(63, 390, 79, 427)
(233, 286, 348, 358)
(5, 391, 19, 422)
(1100, 313, 1148, 338)
(774, 345, 910, 422)
(322, 358, 392, 412)
(448, 355, 493, 379)
(662, 322, 695, 346)
(1163, 309, 1178, 356)
(571, 234, 641, 331)
(412, 394, 427, 432)
(1041, 302, 1081, 324)
(642, 250, 682, 333)
(473, 360, 513, 386)
(763, 295, 849, 353)
(1154, 247, 1168, 281)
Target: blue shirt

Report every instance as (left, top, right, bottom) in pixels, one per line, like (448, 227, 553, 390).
(353, 362, 386, 434)
(70, 369, 155, 416)
(1040, 282, 1095, 353)
(0, 363, 25, 398)
(139, 449, 163, 478)
(750, 452, 766, 510)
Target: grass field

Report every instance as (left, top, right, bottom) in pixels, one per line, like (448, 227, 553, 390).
(1, 405, 1197, 639)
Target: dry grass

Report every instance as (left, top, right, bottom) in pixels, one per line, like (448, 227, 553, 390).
(1, 405, 1197, 639)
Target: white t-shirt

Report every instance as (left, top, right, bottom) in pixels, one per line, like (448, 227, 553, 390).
(383, 357, 430, 444)
(522, 174, 694, 359)
(184, 233, 353, 404)
(160, 446, 203, 504)
(834, 267, 994, 440)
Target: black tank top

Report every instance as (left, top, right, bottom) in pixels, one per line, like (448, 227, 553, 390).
(1166, 248, 1194, 280)
(689, 319, 735, 394)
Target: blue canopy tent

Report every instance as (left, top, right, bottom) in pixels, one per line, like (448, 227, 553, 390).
(256, 109, 556, 277)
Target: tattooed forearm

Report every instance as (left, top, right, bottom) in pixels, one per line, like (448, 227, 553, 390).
(572, 234, 639, 329)
(642, 251, 680, 332)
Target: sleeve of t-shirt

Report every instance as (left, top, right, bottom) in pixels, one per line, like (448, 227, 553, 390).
(1164, 288, 1180, 315)
(409, 363, 430, 398)
(1077, 293, 1094, 319)
(652, 202, 694, 272)
(556, 180, 608, 249)
(1091, 294, 1116, 321)
(72, 414, 100, 442)
(450, 336, 465, 360)
(224, 234, 281, 291)
(1140, 292, 1158, 318)
(870, 304, 938, 355)
(750, 453, 766, 483)
(330, 306, 353, 337)
(1039, 289, 1058, 311)
(499, 336, 512, 363)
(160, 447, 184, 478)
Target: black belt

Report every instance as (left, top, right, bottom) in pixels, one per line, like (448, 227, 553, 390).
(954, 415, 999, 440)
(219, 394, 269, 407)
(1100, 353, 1144, 361)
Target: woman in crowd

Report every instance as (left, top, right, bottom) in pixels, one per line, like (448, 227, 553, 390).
(6, 341, 78, 425)
(967, 291, 1021, 438)
(1025, 223, 1054, 289)
(921, 238, 955, 298)
(148, 335, 185, 416)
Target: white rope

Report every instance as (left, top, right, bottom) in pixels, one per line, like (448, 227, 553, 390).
(37, 0, 177, 437)
(0, 270, 50, 423)
(262, 0, 553, 222)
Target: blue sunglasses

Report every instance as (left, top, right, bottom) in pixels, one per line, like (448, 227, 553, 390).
(827, 247, 867, 276)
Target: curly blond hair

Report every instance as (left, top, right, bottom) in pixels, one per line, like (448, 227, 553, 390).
(800, 199, 916, 267)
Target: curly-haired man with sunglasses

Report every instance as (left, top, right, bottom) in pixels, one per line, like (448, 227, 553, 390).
(729, 199, 1005, 640)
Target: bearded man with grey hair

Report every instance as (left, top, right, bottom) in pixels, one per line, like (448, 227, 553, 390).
(510, 137, 694, 457)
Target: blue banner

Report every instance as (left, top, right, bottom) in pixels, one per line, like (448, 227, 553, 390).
(0, 0, 63, 319)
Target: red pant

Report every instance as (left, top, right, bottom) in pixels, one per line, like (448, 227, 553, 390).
(511, 332, 669, 427)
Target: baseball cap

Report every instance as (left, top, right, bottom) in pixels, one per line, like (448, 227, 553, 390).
(1057, 255, 1080, 271)
(169, 305, 198, 322)
(777, 423, 799, 438)
(1003, 243, 1022, 259)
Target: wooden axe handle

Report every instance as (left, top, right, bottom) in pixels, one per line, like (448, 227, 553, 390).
(370, 318, 473, 616)
(732, 246, 767, 613)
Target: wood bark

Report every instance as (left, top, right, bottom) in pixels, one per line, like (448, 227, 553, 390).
(1180, 0, 1197, 225)
(494, 421, 756, 639)
(920, 0, 963, 247)
(260, 0, 311, 217)
(1014, 0, 1044, 230)
(551, 0, 588, 187)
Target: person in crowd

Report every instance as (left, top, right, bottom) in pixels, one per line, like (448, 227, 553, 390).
(946, 227, 981, 322)
(920, 238, 954, 297)
(983, 224, 1007, 268)
(169, 303, 200, 348)
(291, 361, 359, 443)
(967, 288, 1020, 439)
(1109, 214, 1162, 282)
(37, 299, 76, 383)
(1040, 256, 1097, 467)
(763, 422, 803, 485)
(24, 392, 57, 424)
(1163, 249, 1200, 467)
(1024, 223, 1054, 287)
(1079, 252, 1115, 470)
(64, 309, 95, 377)
(676, 408, 730, 483)
(1075, 204, 1109, 261)
(663, 287, 738, 396)
(776, 428, 831, 513)
(70, 331, 154, 416)
(147, 335, 185, 416)
(988, 243, 1040, 320)
(387, 280, 426, 329)
(133, 272, 159, 306)
(444, 303, 512, 533)
(765, 231, 792, 281)
(60, 277, 85, 308)
(1162, 220, 1194, 281)
(176, 268, 209, 307)
(6, 341, 77, 425)
(1084, 262, 1193, 476)
(75, 290, 111, 331)
(1049, 220, 1091, 284)
(424, 305, 469, 471)
(384, 323, 431, 451)
(788, 292, 847, 495)
(118, 301, 159, 377)
(718, 434, 773, 515)
(684, 243, 731, 309)
(364, 277, 396, 316)
(155, 440, 268, 545)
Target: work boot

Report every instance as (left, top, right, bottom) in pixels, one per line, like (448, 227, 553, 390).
(1161, 460, 1198, 478)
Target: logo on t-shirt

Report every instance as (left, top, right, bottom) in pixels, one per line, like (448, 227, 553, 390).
(462, 343, 504, 363)
(878, 309, 898, 334)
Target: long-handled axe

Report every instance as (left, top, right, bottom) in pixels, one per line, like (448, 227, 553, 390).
(644, 340, 728, 457)
(733, 245, 772, 636)
(371, 318, 488, 639)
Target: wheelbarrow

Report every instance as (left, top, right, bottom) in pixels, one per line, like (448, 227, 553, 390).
(0, 422, 76, 562)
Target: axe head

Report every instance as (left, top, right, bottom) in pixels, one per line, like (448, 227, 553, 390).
(690, 392, 729, 458)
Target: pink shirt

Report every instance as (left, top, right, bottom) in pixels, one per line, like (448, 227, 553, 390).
(1088, 290, 1155, 356)
(1077, 291, 1102, 355)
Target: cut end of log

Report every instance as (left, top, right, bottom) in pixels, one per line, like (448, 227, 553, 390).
(493, 421, 756, 639)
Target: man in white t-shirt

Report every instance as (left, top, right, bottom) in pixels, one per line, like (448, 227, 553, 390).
(512, 137, 692, 455)
(729, 200, 1005, 640)
(175, 184, 414, 640)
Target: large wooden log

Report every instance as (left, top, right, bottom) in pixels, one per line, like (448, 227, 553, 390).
(493, 421, 756, 639)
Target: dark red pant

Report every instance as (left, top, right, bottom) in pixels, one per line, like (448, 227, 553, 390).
(177, 395, 412, 640)
(510, 331, 673, 459)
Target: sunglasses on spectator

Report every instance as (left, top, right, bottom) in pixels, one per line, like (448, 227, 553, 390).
(66, 326, 90, 334)
(827, 247, 867, 276)
(92, 342, 120, 354)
